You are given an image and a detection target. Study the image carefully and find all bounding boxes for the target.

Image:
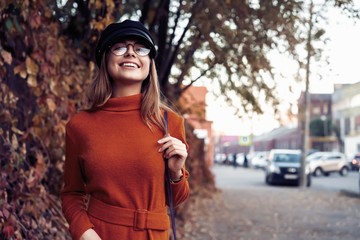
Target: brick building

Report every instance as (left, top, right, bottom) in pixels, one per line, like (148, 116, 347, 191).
(179, 86, 214, 166)
(253, 92, 335, 152)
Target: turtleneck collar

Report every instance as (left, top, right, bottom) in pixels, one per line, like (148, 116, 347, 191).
(100, 93, 142, 112)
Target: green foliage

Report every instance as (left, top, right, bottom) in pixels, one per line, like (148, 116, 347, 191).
(309, 118, 332, 136)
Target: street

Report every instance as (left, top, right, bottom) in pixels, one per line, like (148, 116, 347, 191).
(180, 165, 360, 240)
(214, 164, 359, 194)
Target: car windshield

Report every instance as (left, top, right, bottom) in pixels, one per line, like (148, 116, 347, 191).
(273, 153, 301, 163)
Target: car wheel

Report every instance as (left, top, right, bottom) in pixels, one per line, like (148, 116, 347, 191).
(313, 167, 323, 177)
(265, 175, 272, 185)
(339, 166, 349, 176)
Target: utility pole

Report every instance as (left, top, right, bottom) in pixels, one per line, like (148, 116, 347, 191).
(300, 1, 314, 188)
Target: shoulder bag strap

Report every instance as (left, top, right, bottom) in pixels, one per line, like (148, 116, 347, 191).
(164, 111, 177, 240)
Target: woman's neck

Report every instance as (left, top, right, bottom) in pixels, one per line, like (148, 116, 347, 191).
(111, 82, 142, 97)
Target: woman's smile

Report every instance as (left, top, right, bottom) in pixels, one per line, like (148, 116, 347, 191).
(120, 61, 140, 68)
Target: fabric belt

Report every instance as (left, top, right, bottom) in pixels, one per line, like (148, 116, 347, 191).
(87, 197, 170, 231)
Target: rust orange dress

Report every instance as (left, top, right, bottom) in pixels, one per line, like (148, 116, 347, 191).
(61, 94, 190, 240)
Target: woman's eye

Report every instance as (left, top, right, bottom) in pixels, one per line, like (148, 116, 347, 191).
(135, 46, 150, 55)
(112, 43, 125, 48)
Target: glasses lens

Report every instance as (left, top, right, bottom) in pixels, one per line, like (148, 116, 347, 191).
(134, 43, 151, 56)
(111, 44, 127, 56)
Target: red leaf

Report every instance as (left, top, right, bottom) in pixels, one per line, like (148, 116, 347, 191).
(29, 11, 42, 29)
(2, 224, 15, 238)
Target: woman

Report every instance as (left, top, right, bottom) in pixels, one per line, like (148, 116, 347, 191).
(61, 20, 190, 240)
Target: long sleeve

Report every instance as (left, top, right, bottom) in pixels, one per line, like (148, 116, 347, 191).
(61, 121, 94, 240)
(170, 168, 190, 207)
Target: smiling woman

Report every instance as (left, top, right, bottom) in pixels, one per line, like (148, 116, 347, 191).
(60, 20, 190, 240)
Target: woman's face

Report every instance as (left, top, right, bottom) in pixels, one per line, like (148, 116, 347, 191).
(106, 39, 151, 87)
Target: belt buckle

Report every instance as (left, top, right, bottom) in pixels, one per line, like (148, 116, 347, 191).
(134, 209, 148, 231)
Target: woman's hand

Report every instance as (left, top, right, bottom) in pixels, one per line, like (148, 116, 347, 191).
(158, 135, 188, 180)
(80, 229, 102, 240)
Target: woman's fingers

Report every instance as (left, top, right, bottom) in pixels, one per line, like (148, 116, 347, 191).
(164, 145, 187, 158)
(158, 136, 185, 153)
(157, 135, 188, 172)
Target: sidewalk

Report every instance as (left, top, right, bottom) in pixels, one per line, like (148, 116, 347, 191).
(179, 182, 360, 239)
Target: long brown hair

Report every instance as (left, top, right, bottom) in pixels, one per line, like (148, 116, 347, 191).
(86, 53, 171, 132)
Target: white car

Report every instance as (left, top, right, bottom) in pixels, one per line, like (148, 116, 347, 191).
(251, 151, 268, 169)
(306, 151, 350, 177)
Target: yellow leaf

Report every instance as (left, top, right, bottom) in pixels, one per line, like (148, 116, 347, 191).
(34, 87, 42, 97)
(25, 56, 39, 75)
(11, 127, 24, 135)
(89, 61, 95, 73)
(14, 63, 27, 79)
(95, 1, 104, 10)
(27, 75, 37, 87)
(32, 115, 41, 126)
(32, 127, 42, 136)
(49, 79, 58, 95)
(91, 20, 106, 31)
(54, 120, 66, 135)
(46, 98, 56, 112)
(1, 50, 12, 64)
(35, 150, 46, 177)
(20, 143, 27, 155)
(11, 134, 18, 149)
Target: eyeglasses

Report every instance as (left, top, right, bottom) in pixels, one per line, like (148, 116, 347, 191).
(110, 42, 151, 57)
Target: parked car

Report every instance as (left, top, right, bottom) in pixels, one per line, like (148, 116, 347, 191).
(235, 153, 245, 166)
(251, 151, 268, 169)
(350, 153, 360, 171)
(214, 153, 226, 164)
(265, 149, 311, 187)
(306, 151, 350, 177)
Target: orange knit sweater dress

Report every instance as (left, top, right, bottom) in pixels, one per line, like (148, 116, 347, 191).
(61, 94, 190, 240)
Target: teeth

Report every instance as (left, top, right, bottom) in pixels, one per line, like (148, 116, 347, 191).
(122, 62, 137, 68)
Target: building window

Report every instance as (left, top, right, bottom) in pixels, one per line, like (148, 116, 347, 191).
(323, 104, 328, 114)
(312, 106, 320, 115)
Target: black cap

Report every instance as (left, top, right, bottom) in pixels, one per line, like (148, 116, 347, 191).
(95, 20, 157, 67)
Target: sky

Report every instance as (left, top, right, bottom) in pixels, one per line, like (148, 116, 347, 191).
(205, 5, 360, 137)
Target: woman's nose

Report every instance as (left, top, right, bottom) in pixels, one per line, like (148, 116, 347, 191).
(124, 44, 136, 56)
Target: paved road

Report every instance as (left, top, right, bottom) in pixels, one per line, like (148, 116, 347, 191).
(180, 165, 360, 240)
(215, 165, 359, 194)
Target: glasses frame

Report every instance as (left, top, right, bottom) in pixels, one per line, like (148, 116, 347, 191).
(109, 42, 151, 57)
